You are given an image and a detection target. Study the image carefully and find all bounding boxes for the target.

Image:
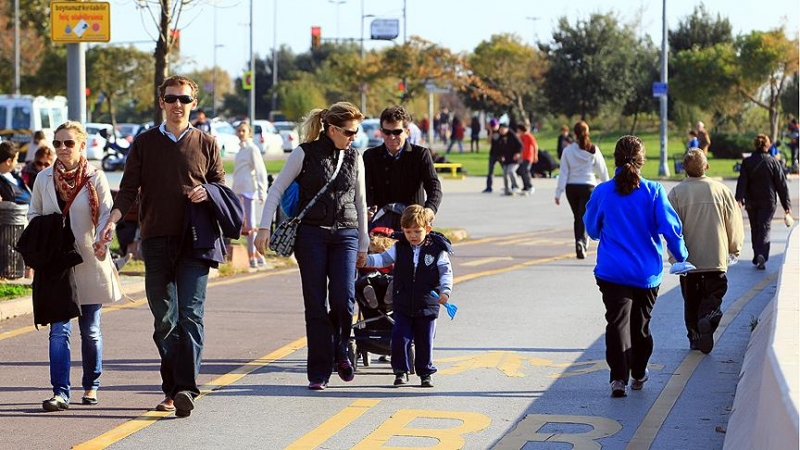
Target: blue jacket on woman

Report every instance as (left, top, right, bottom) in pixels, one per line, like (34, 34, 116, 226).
(584, 176, 688, 289)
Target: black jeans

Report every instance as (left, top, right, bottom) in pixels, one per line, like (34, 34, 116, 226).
(679, 272, 727, 341)
(745, 202, 776, 262)
(566, 184, 595, 247)
(485, 155, 500, 190)
(596, 278, 659, 384)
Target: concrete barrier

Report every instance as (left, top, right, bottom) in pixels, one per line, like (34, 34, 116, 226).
(724, 227, 799, 450)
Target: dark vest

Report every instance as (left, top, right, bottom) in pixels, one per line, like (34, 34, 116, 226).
(392, 231, 453, 317)
(296, 135, 358, 229)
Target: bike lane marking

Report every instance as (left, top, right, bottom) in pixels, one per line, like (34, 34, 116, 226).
(0, 269, 298, 343)
(626, 273, 777, 449)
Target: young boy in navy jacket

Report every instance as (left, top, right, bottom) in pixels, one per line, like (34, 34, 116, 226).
(358, 205, 453, 387)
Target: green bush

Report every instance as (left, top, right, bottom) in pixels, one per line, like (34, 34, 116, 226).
(710, 133, 757, 159)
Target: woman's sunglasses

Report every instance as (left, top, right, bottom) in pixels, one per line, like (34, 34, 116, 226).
(52, 139, 77, 148)
(334, 125, 359, 137)
(163, 95, 195, 104)
(381, 128, 405, 136)
(34, 160, 51, 168)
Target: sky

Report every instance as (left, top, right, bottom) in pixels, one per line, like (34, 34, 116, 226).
(107, 0, 799, 79)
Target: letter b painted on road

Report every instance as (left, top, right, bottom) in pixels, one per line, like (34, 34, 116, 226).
(353, 409, 491, 449)
(493, 414, 622, 450)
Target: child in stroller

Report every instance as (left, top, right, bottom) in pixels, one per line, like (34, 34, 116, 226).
(349, 227, 410, 370)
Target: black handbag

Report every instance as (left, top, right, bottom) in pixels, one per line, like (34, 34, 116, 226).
(269, 152, 345, 256)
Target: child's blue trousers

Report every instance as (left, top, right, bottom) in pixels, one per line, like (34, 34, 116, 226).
(391, 312, 437, 376)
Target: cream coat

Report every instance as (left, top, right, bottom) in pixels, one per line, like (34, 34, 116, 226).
(27, 166, 122, 305)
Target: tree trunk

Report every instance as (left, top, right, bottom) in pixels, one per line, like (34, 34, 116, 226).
(151, 0, 172, 125)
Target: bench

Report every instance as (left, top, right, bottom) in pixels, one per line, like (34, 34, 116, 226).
(433, 162, 465, 179)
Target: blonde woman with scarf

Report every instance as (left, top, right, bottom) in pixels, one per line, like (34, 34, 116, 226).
(28, 120, 121, 411)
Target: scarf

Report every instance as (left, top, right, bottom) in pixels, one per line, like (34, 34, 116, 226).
(54, 157, 99, 226)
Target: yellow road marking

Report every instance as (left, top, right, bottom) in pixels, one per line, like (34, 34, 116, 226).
(455, 252, 574, 284)
(286, 399, 381, 450)
(454, 228, 566, 247)
(0, 268, 298, 342)
(461, 256, 513, 267)
(353, 409, 491, 449)
(74, 337, 307, 450)
(626, 274, 777, 449)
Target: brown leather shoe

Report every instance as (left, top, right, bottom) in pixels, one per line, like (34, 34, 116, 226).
(155, 397, 175, 412)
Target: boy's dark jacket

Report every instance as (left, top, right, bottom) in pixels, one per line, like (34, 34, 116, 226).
(390, 231, 453, 318)
(184, 182, 244, 267)
(14, 213, 82, 327)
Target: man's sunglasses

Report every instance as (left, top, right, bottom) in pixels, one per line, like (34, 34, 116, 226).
(52, 139, 77, 148)
(163, 95, 195, 104)
(381, 128, 404, 136)
(334, 125, 359, 137)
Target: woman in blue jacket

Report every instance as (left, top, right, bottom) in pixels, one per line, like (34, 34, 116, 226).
(583, 135, 689, 398)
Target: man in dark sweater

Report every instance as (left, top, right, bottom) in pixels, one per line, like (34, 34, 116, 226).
(362, 106, 442, 230)
(98, 75, 225, 418)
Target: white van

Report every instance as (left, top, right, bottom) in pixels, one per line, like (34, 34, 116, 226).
(0, 95, 68, 160)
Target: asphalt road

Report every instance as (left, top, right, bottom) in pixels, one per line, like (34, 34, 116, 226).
(0, 174, 796, 449)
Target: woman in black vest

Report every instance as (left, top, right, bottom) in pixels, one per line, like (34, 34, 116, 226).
(255, 102, 370, 390)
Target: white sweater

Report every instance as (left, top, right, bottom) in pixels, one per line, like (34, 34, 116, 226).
(231, 139, 268, 198)
(555, 142, 610, 199)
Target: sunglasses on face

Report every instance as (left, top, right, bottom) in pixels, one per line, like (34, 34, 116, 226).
(162, 95, 195, 104)
(381, 128, 405, 136)
(334, 125, 359, 137)
(34, 160, 51, 168)
(52, 139, 77, 148)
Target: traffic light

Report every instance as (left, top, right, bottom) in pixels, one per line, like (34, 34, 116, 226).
(311, 26, 321, 50)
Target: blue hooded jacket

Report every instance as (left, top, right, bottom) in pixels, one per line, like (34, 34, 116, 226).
(584, 176, 688, 288)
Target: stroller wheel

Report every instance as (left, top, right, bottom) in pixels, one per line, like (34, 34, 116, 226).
(347, 340, 358, 371)
(361, 351, 370, 367)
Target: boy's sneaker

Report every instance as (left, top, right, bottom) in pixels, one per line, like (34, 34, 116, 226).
(481, 188, 492, 194)
(363, 285, 379, 309)
(420, 375, 434, 388)
(697, 317, 714, 354)
(610, 380, 627, 397)
(631, 369, 649, 390)
(337, 360, 355, 382)
(393, 373, 409, 386)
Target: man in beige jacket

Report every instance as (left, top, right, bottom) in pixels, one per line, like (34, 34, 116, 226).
(668, 149, 744, 354)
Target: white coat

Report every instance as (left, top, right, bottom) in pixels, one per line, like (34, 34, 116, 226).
(28, 165, 122, 305)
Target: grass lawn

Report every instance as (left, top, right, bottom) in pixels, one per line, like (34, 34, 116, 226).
(0, 283, 31, 302)
(230, 130, 742, 182)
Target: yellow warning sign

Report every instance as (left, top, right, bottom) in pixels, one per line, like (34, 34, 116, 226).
(50, 2, 111, 43)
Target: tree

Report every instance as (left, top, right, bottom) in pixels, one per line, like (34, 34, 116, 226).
(668, 4, 733, 53)
(133, 0, 192, 124)
(541, 13, 642, 120)
(381, 36, 464, 105)
(86, 45, 154, 126)
(0, 6, 46, 92)
(468, 34, 545, 125)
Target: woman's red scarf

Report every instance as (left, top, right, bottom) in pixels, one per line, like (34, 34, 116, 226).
(54, 157, 99, 226)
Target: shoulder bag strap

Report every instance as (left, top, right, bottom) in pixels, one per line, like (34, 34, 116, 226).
(294, 151, 346, 221)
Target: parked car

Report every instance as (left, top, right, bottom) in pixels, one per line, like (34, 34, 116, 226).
(115, 123, 145, 142)
(210, 121, 241, 156)
(250, 120, 284, 155)
(0, 95, 67, 161)
(85, 122, 129, 160)
(272, 121, 300, 152)
(360, 118, 384, 148)
(351, 122, 369, 152)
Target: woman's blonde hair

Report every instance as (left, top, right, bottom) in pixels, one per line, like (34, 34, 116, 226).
(55, 120, 88, 142)
(300, 101, 364, 143)
(236, 121, 252, 139)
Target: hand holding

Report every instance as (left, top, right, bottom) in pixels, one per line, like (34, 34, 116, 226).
(255, 229, 270, 253)
(554, 198, 560, 206)
(356, 251, 367, 268)
(188, 185, 208, 203)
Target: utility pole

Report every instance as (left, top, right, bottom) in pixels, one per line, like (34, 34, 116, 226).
(14, 0, 20, 95)
(658, 0, 669, 176)
(271, 0, 278, 112)
(249, 0, 255, 124)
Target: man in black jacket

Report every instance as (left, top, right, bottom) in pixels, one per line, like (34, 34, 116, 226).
(0, 142, 32, 204)
(363, 106, 442, 230)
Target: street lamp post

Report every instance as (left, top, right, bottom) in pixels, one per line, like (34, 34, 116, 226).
(330, 0, 347, 43)
(271, 0, 278, 112)
(360, 0, 375, 114)
(525, 16, 540, 45)
(249, 0, 255, 124)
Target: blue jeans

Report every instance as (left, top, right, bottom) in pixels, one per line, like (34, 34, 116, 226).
(391, 312, 437, 376)
(142, 236, 210, 398)
(293, 225, 358, 383)
(49, 304, 103, 401)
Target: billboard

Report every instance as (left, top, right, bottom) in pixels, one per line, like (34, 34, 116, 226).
(51, 2, 111, 43)
(370, 19, 399, 40)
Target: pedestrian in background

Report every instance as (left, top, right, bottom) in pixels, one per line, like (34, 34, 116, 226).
(470, 114, 481, 152)
(446, 117, 465, 154)
(516, 123, 538, 195)
(193, 109, 212, 134)
(583, 135, 689, 398)
(98, 75, 226, 418)
(554, 121, 610, 259)
(232, 121, 269, 268)
(358, 205, 453, 388)
(694, 121, 711, 154)
(556, 125, 573, 160)
(482, 119, 501, 193)
(255, 101, 370, 391)
(495, 122, 523, 196)
(28, 120, 121, 411)
(668, 149, 743, 354)
(21, 145, 55, 190)
(734, 134, 792, 270)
